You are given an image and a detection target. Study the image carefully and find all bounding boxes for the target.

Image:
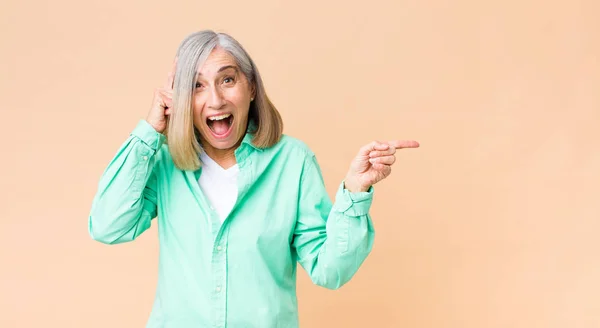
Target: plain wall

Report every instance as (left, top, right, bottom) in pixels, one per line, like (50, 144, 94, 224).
(1, 0, 599, 327)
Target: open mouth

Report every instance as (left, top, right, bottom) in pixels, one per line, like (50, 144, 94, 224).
(207, 113, 234, 138)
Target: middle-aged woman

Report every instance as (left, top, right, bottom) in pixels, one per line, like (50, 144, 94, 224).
(88, 30, 419, 328)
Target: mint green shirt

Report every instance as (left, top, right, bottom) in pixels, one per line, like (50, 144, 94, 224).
(88, 120, 376, 328)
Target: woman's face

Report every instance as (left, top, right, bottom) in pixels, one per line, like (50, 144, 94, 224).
(192, 47, 254, 153)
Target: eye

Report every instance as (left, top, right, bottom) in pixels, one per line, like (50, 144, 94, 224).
(195, 82, 203, 88)
(223, 76, 235, 84)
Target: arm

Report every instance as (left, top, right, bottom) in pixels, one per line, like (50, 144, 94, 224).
(88, 120, 165, 245)
(292, 154, 375, 290)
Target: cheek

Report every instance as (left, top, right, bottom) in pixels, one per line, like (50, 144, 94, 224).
(192, 93, 204, 110)
(226, 90, 251, 110)
(192, 95, 205, 115)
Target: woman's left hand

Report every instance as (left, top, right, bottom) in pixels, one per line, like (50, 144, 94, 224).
(344, 140, 420, 193)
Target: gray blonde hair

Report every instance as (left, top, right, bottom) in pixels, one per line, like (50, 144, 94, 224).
(166, 30, 283, 171)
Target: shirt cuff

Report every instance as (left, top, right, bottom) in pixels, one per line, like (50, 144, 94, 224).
(332, 181, 374, 217)
(131, 120, 166, 151)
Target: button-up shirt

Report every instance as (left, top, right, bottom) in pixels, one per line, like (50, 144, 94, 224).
(88, 120, 375, 328)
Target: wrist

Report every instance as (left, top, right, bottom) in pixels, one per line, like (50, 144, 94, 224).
(343, 176, 370, 193)
(145, 118, 165, 134)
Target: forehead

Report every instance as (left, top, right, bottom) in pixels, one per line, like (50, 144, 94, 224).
(197, 47, 237, 76)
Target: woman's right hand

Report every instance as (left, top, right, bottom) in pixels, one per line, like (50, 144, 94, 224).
(146, 58, 177, 134)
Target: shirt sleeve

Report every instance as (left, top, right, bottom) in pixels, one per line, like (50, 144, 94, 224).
(292, 154, 375, 290)
(88, 120, 165, 245)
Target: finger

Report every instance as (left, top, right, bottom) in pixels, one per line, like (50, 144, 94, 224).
(159, 89, 173, 99)
(369, 155, 396, 165)
(163, 97, 172, 108)
(369, 147, 396, 158)
(371, 163, 392, 175)
(359, 141, 389, 156)
(155, 92, 165, 108)
(159, 90, 172, 103)
(165, 57, 178, 89)
(156, 95, 171, 111)
(387, 140, 420, 149)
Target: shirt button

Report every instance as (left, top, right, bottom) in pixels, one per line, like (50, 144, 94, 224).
(216, 246, 222, 251)
(215, 286, 221, 292)
(142, 156, 148, 161)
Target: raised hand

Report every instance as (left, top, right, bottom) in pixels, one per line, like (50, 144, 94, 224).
(146, 57, 177, 133)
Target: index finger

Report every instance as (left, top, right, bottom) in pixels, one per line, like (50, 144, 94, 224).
(165, 56, 177, 89)
(387, 140, 420, 149)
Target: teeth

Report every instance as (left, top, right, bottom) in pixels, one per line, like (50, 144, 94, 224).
(208, 113, 231, 121)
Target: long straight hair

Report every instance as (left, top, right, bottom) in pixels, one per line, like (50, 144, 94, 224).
(165, 30, 283, 171)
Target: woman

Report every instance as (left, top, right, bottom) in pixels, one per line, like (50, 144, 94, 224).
(89, 30, 419, 328)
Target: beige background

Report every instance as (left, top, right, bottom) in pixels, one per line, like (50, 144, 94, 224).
(1, 0, 599, 327)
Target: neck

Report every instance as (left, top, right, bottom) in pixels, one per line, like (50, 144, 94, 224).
(203, 147, 237, 169)
(201, 138, 243, 170)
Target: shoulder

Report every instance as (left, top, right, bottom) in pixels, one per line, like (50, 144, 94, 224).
(266, 134, 324, 177)
(271, 134, 316, 160)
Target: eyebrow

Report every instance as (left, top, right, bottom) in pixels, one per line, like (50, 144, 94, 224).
(197, 65, 238, 76)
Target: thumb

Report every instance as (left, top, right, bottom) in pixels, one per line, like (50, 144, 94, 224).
(358, 141, 390, 157)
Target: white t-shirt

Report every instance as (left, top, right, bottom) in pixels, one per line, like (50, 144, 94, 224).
(198, 151, 239, 222)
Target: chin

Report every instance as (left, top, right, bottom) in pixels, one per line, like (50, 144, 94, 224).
(208, 139, 238, 150)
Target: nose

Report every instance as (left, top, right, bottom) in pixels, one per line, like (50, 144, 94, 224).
(207, 86, 226, 110)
